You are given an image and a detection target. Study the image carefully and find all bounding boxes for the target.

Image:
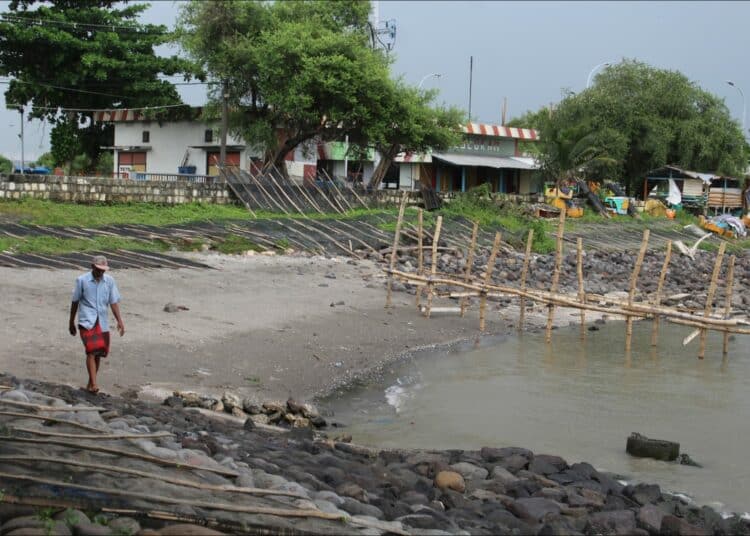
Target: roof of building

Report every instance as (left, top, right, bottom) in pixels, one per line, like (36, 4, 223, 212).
(460, 123, 539, 140)
(432, 153, 539, 170)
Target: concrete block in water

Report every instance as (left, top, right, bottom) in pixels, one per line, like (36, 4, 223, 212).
(626, 432, 680, 461)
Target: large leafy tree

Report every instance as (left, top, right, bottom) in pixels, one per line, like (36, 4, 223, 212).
(0, 0, 198, 166)
(178, 0, 463, 179)
(518, 60, 748, 194)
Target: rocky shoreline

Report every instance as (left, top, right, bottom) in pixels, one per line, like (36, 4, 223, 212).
(1, 373, 748, 536)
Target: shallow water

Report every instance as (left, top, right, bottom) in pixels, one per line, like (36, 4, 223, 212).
(324, 321, 750, 513)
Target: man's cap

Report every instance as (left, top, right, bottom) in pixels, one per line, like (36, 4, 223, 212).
(92, 255, 109, 271)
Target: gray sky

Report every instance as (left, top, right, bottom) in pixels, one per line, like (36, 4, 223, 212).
(2, 0, 749, 163)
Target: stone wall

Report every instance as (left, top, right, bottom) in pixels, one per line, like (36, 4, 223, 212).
(0, 174, 234, 205)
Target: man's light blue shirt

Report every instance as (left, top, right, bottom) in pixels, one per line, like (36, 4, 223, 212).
(72, 272, 121, 332)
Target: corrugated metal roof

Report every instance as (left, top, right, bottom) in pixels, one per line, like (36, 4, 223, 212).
(432, 153, 538, 169)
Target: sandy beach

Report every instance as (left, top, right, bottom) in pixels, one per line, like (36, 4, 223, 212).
(1, 251, 572, 404)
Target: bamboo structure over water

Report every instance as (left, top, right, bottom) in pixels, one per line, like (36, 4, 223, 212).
(384, 211, 747, 358)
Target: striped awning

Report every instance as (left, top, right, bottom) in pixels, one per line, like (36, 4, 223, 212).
(432, 153, 538, 170)
(93, 107, 203, 123)
(460, 123, 539, 140)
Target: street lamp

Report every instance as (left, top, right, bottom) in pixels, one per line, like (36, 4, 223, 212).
(726, 80, 746, 133)
(418, 73, 442, 90)
(586, 61, 615, 89)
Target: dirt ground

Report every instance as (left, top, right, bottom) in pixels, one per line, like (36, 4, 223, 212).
(0, 251, 596, 404)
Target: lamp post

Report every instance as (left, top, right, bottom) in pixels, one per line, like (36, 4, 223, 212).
(586, 61, 614, 89)
(726, 80, 746, 133)
(418, 72, 442, 90)
(18, 105, 24, 174)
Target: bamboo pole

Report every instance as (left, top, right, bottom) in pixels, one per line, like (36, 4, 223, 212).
(668, 317, 750, 335)
(479, 232, 502, 332)
(545, 210, 566, 343)
(0, 456, 306, 498)
(625, 229, 650, 352)
(651, 240, 672, 347)
(723, 255, 736, 355)
(415, 208, 424, 309)
(385, 193, 408, 308)
(0, 411, 105, 433)
(2, 436, 239, 477)
(424, 215, 444, 318)
(576, 237, 586, 340)
(518, 228, 534, 331)
(460, 221, 480, 317)
(698, 241, 727, 359)
(0, 472, 343, 521)
(10, 427, 172, 440)
(0, 399, 104, 412)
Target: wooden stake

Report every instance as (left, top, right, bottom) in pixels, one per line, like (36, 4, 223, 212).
(518, 228, 534, 331)
(545, 209, 566, 343)
(651, 241, 672, 347)
(699, 241, 727, 359)
(723, 255, 736, 356)
(479, 232, 502, 332)
(625, 229, 650, 352)
(576, 237, 586, 340)
(10, 426, 171, 440)
(424, 215, 444, 318)
(385, 192, 408, 308)
(415, 208, 424, 309)
(460, 221, 480, 317)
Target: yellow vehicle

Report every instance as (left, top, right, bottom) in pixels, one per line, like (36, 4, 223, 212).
(546, 185, 584, 218)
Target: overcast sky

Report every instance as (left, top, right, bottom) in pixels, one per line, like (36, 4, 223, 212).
(1, 0, 749, 163)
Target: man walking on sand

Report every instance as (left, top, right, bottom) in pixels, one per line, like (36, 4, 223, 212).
(69, 255, 125, 393)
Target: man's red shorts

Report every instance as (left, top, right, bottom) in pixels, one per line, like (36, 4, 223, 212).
(79, 321, 110, 358)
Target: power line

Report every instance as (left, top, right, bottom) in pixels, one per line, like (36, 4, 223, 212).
(0, 79, 129, 99)
(0, 13, 170, 34)
(5, 102, 194, 113)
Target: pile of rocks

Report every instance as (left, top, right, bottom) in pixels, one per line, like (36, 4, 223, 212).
(2, 374, 749, 535)
(166, 391, 327, 429)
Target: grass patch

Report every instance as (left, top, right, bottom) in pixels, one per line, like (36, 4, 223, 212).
(214, 233, 265, 255)
(0, 235, 168, 255)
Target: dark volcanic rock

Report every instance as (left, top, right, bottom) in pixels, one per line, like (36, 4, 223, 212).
(661, 514, 710, 536)
(586, 509, 637, 535)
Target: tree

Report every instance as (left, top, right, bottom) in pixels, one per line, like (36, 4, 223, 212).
(178, 0, 463, 179)
(0, 0, 198, 167)
(0, 154, 12, 174)
(523, 60, 749, 195)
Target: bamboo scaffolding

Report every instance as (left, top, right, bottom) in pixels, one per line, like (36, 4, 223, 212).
(698, 241, 726, 359)
(625, 229, 650, 352)
(651, 241, 672, 347)
(576, 237, 586, 340)
(415, 209, 424, 309)
(2, 436, 238, 477)
(723, 255, 736, 355)
(460, 221, 480, 317)
(479, 232, 502, 332)
(546, 210, 566, 343)
(518, 228, 534, 331)
(424, 216, 444, 318)
(385, 193, 408, 308)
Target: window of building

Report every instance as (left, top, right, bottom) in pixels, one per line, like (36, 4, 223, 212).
(117, 152, 147, 177)
(142, 131, 150, 143)
(204, 129, 213, 143)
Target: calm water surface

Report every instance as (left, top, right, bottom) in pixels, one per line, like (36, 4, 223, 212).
(324, 322, 750, 514)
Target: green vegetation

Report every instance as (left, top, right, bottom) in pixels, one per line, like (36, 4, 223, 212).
(214, 233, 264, 254)
(0, 235, 168, 255)
(0, 154, 11, 174)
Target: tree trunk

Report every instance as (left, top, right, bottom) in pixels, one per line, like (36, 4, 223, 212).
(370, 144, 399, 190)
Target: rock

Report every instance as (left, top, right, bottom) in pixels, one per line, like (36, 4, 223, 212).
(340, 497, 384, 518)
(71, 521, 112, 535)
(586, 510, 637, 535)
(678, 454, 702, 468)
(221, 391, 242, 410)
(263, 401, 286, 414)
(449, 462, 489, 481)
(637, 504, 666, 533)
(538, 516, 584, 536)
(249, 413, 269, 425)
(661, 515, 710, 536)
(566, 488, 604, 508)
(210, 400, 224, 413)
(336, 482, 369, 503)
(54, 510, 90, 526)
(490, 465, 519, 484)
(157, 524, 225, 535)
(434, 471, 466, 493)
(324, 272, 337, 279)
(243, 418, 255, 431)
(106, 518, 140, 535)
(529, 454, 568, 475)
(625, 483, 662, 506)
(626, 432, 680, 461)
(508, 497, 561, 522)
(163, 303, 189, 313)
(1, 516, 49, 534)
(242, 400, 261, 414)
(175, 391, 202, 407)
(286, 398, 305, 415)
(0, 505, 36, 523)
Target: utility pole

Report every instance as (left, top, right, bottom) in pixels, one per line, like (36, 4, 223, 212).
(468, 56, 473, 121)
(18, 105, 25, 174)
(220, 79, 229, 168)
